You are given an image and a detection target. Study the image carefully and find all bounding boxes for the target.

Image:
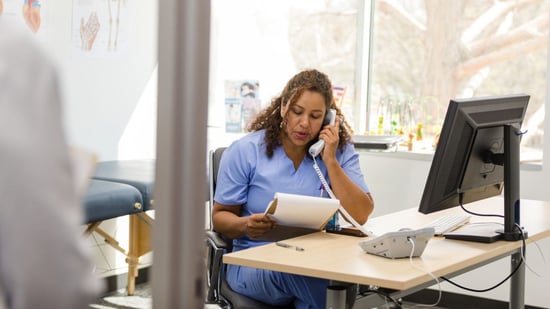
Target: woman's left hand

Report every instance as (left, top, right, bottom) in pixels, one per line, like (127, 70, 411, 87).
(246, 213, 275, 239)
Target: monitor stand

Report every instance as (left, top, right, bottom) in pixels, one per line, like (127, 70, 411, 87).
(447, 125, 528, 244)
(443, 222, 503, 243)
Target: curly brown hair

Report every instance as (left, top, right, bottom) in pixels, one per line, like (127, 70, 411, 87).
(248, 69, 354, 158)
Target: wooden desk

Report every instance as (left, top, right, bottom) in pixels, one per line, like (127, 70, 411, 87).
(223, 197, 550, 308)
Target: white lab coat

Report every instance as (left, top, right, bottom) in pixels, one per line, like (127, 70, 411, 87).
(0, 20, 103, 308)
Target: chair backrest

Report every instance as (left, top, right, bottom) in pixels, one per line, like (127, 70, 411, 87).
(206, 147, 228, 303)
(208, 147, 227, 231)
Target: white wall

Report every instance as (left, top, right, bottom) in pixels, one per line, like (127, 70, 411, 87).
(41, 0, 158, 161)
(360, 151, 550, 308)
(25, 0, 159, 283)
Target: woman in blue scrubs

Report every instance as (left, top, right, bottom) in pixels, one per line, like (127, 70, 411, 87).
(212, 69, 374, 309)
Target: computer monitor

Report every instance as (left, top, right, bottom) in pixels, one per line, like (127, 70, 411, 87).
(418, 94, 530, 242)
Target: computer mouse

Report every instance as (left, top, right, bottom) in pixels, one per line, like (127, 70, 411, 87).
(398, 228, 412, 232)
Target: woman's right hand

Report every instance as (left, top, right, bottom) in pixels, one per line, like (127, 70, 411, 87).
(246, 213, 275, 239)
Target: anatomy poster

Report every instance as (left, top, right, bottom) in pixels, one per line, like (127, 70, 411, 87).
(72, 0, 129, 58)
(0, 0, 49, 36)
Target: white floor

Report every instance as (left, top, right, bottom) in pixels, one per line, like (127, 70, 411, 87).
(91, 299, 221, 309)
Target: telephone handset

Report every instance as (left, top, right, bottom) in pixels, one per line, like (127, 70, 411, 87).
(308, 109, 337, 157)
(309, 109, 374, 238)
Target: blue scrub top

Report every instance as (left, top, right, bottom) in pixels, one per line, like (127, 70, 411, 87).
(214, 130, 369, 251)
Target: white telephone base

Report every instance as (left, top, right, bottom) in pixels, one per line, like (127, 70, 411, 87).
(358, 227, 435, 259)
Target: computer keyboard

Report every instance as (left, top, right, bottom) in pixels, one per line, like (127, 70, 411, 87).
(424, 214, 471, 235)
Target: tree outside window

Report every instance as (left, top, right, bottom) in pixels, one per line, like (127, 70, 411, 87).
(368, 0, 549, 159)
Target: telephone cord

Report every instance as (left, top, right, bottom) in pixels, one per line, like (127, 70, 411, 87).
(312, 158, 371, 236)
(407, 238, 442, 307)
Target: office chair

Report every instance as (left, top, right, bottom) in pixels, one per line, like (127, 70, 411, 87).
(205, 147, 294, 309)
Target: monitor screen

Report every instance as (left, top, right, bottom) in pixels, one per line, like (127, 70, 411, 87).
(419, 94, 530, 215)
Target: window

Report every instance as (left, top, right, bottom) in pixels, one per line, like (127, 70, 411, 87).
(368, 0, 549, 159)
(209, 0, 361, 147)
(209, 0, 548, 161)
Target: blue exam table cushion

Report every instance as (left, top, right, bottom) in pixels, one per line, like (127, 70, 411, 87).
(93, 160, 155, 211)
(84, 179, 143, 224)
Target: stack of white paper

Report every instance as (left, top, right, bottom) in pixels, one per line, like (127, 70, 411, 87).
(264, 192, 340, 230)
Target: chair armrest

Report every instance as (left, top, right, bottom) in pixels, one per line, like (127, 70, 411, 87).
(205, 230, 232, 303)
(206, 230, 231, 250)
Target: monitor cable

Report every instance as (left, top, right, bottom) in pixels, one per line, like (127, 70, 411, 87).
(457, 192, 503, 219)
(435, 193, 532, 294)
(456, 193, 545, 278)
(523, 240, 546, 278)
(440, 221, 527, 293)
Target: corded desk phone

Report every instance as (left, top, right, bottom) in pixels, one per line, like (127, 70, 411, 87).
(358, 227, 435, 259)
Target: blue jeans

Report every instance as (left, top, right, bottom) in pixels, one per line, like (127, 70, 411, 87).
(227, 264, 329, 309)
